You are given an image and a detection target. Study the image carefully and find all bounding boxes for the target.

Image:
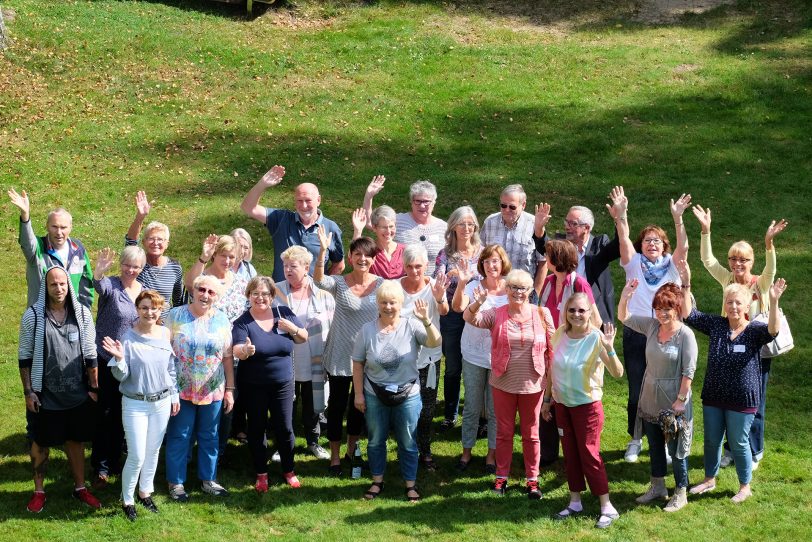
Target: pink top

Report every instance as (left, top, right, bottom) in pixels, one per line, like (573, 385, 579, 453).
(490, 319, 543, 393)
(370, 243, 405, 279)
(540, 272, 595, 327)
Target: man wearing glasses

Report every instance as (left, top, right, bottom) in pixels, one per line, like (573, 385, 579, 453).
(533, 205, 620, 326)
(480, 184, 546, 295)
(362, 176, 447, 275)
(241, 165, 345, 282)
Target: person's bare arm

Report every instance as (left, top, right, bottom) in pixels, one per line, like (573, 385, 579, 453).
(362, 175, 385, 230)
(184, 234, 217, 292)
(606, 186, 634, 266)
(126, 190, 150, 242)
(670, 193, 691, 263)
(240, 165, 285, 224)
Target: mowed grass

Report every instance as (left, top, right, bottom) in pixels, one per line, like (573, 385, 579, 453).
(0, 0, 810, 540)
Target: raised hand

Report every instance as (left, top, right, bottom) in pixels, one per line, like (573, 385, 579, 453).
(605, 185, 627, 220)
(258, 165, 286, 188)
(135, 190, 151, 217)
(621, 278, 639, 301)
(765, 219, 788, 244)
(366, 175, 386, 196)
(472, 285, 489, 305)
(431, 270, 451, 300)
(8, 188, 30, 220)
(412, 299, 430, 322)
(317, 224, 333, 252)
(200, 234, 218, 262)
(691, 205, 712, 233)
(599, 322, 617, 351)
(769, 278, 787, 302)
(101, 336, 124, 360)
(670, 193, 692, 219)
(351, 208, 367, 237)
(95, 247, 116, 277)
(456, 262, 475, 285)
(675, 258, 691, 286)
(534, 202, 552, 233)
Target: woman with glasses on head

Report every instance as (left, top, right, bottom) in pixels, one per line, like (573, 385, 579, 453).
(185, 234, 249, 324)
(230, 228, 258, 281)
(232, 276, 307, 492)
(351, 205, 405, 279)
(163, 275, 235, 502)
(542, 293, 623, 528)
(692, 207, 787, 471)
(362, 176, 447, 276)
(433, 206, 483, 431)
(101, 290, 179, 521)
(606, 186, 689, 464)
(464, 269, 554, 499)
(452, 245, 510, 474)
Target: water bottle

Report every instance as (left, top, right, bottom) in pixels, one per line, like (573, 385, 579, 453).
(351, 444, 363, 479)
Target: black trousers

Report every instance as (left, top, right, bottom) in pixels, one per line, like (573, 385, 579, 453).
(325, 374, 365, 443)
(241, 380, 296, 474)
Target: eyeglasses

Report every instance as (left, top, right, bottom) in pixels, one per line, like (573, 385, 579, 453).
(728, 257, 752, 264)
(413, 199, 434, 206)
(642, 238, 663, 245)
(456, 222, 477, 229)
(564, 219, 587, 228)
(250, 291, 271, 298)
(196, 287, 217, 296)
(145, 237, 166, 244)
(500, 203, 518, 211)
(567, 308, 589, 314)
(507, 285, 529, 293)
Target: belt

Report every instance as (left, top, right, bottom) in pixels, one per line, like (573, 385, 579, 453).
(123, 389, 171, 402)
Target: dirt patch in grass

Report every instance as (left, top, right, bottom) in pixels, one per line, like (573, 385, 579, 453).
(634, 0, 737, 23)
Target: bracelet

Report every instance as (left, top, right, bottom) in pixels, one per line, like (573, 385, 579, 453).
(292, 327, 300, 338)
(422, 320, 432, 327)
(225, 386, 236, 391)
(675, 221, 684, 226)
(607, 350, 616, 357)
(198, 257, 207, 264)
(24, 388, 33, 397)
(681, 284, 691, 289)
(543, 397, 552, 404)
(436, 297, 446, 304)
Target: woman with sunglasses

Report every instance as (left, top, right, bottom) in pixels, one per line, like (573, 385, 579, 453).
(163, 275, 235, 502)
(232, 276, 307, 492)
(464, 269, 554, 499)
(692, 207, 787, 471)
(606, 186, 689, 463)
(542, 293, 623, 528)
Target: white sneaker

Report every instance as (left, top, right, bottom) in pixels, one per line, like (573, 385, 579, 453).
(624, 440, 642, 463)
(720, 450, 734, 468)
(307, 443, 330, 460)
(751, 459, 759, 471)
(271, 450, 281, 463)
(665, 446, 673, 466)
(201, 480, 229, 497)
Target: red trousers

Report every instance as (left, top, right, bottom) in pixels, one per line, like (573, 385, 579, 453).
(555, 401, 609, 496)
(492, 388, 542, 479)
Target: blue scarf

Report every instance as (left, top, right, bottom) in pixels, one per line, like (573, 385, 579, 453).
(640, 254, 672, 286)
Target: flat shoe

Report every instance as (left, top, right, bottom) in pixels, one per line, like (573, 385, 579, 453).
(689, 481, 716, 495)
(553, 506, 582, 520)
(595, 512, 619, 529)
(731, 488, 752, 503)
(328, 463, 342, 477)
(405, 485, 421, 502)
(420, 456, 438, 472)
(122, 504, 137, 522)
(136, 495, 159, 513)
(484, 463, 496, 475)
(364, 481, 384, 500)
(455, 459, 470, 472)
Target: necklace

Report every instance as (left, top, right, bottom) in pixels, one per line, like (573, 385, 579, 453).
(46, 307, 67, 327)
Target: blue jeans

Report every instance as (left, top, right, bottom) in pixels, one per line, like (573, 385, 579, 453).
(166, 399, 222, 484)
(440, 311, 465, 421)
(703, 405, 755, 485)
(643, 420, 688, 488)
(724, 359, 769, 461)
(364, 390, 421, 481)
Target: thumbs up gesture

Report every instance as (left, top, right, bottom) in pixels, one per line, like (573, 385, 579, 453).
(240, 336, 256, 360)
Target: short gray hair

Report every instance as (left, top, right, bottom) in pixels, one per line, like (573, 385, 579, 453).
(409, 180, 438, 202)
(402, 244, 428, 266)
(569, 206, 594, 228)
(370, 205, 397, 227)
(143, 221, 170, 242)
(121, 245, 146, 267)
(501, 184, 526, 202)
(46, 207, 73, 225)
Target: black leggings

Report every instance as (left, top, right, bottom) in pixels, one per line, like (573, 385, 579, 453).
(241, 380, 295, 474)
(326, 374, 365, 443)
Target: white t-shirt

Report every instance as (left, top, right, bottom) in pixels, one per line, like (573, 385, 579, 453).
(621, 253, 681, 318)
(400, 278, 442, 369)
(460, 280, 508, 368)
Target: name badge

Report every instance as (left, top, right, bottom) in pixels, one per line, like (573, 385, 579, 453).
(558, 427, 564, 437)
(385, 384, 399, 393)
(733, 344, 746, 353)
(69, 258, 86, 274)
(664, 346, 679, 356)
(68, 331, 79, 343)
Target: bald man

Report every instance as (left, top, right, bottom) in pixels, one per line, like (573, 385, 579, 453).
(241, 165, 345, 282)
(9, 188, 94, 308)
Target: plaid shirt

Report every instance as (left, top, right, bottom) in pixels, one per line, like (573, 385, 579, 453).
(480, 211, 544, 276)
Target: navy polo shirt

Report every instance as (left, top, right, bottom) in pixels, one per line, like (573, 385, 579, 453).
(264, 208, 344, 282)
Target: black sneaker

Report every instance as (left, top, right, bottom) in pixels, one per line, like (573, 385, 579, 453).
(438, 419, 456, 433)
(137, 495, 159, 513)
(122, 504, 137, 522)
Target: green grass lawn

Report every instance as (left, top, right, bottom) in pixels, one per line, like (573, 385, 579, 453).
(0, 0, 810, 539)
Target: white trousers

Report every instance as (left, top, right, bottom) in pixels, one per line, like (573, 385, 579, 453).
(121, 395, 171, 504)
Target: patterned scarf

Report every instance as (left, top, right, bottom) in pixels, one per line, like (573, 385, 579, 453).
(640, 253, 672, 285)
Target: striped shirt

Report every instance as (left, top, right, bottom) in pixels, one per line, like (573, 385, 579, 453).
(125, 237, 185, 319)
(394, 213, 447, 276)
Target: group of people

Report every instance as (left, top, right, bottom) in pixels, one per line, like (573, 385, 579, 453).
(10, 168, 789, 528)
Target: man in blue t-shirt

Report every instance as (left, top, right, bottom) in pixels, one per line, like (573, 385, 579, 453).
(241, 165, 345, 282)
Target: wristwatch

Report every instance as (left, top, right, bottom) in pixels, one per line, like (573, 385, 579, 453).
(677, 393, 688, 402)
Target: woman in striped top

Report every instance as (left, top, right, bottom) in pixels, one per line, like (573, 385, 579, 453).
(541, 293, 623, 529)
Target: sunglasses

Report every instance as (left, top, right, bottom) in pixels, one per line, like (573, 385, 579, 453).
(196, 286, 218, 296)
(500, 203, 518, 211)
(567, 308, 589, 314)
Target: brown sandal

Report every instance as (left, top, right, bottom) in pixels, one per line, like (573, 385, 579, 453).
(364, 481, 384, 500)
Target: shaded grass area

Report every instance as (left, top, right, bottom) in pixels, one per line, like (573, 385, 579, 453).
(0, 0, 810, 540)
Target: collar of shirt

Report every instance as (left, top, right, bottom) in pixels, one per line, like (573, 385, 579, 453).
(295, 210, 323, 230)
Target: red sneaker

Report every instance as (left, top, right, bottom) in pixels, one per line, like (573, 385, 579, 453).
(492, 477, 508, 495)
(73, 487, 102, 509)
(283, 472, 301, 489)
(27, 491, 46, 513)
(255, 473, 269, 494)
